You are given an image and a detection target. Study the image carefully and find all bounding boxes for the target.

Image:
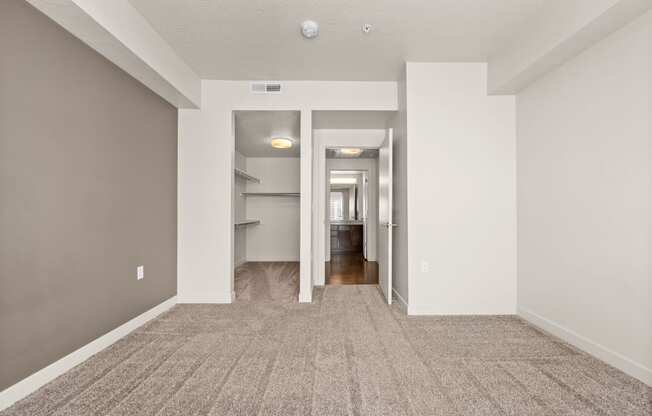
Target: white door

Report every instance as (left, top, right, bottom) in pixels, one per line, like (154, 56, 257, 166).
(378, 128, 393, 304)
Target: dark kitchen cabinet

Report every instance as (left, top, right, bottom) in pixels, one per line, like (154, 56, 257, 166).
(331, 224, 363, 254)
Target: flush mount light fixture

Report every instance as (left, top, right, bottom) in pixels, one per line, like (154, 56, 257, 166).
(330, 177, 358, 185)
(301, 20, 319, 39)
(339, 148, 363, 156)
(271, 137, 293, 149)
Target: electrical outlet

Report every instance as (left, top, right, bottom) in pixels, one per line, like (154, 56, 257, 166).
(137, 265, 144, 280)
(420, 260, 429, 273)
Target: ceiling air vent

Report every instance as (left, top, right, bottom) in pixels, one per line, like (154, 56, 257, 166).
(250, 82, 282, 94)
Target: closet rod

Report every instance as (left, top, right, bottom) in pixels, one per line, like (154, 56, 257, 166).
(234, 219, 261, 227)
(234, 168, 261, 183)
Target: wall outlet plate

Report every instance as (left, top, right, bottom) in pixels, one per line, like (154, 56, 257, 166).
(137, 265, 144, 280)
(420, 261, 429, 273)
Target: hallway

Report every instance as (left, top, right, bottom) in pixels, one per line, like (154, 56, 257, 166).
(325, 254, 379, 285)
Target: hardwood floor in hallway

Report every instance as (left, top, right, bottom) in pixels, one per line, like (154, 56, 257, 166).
(325, 253, 379, 285)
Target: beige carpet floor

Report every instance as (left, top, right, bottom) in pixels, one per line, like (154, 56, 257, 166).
(234, 262, 299, 303)
(2, 285, 650, 415)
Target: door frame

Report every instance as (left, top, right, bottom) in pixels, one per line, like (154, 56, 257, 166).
(378, 127, 394, 304)
(229, 108, 311, 303)
(314, 142, 384, 286)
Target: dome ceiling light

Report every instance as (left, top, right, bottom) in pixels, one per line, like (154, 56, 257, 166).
(271, 137, 293, 149)
(339, 148, 363, 156)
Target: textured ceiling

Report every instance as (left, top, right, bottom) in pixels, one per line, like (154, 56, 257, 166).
(128, 0, 545, 81)
(235, 111, 301, 157)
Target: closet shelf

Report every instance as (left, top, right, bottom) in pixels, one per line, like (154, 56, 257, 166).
(234, 219, 261, 227)
(234, 168, 261, 183)
(241, 192, 300, 197)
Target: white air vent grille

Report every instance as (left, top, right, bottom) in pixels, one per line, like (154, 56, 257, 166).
(250, 82, 282, 94)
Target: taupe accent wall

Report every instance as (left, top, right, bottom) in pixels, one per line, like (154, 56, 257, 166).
(0, 0, 177, 391)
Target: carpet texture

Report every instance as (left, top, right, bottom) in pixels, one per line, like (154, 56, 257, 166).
(234, 262, 299, 303)
(2, 285, 650, 415)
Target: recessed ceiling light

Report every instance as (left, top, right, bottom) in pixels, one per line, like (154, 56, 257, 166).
(271, 137, 293, 149)
(339, 148, 363, 156)
(301, 20, 319, 39)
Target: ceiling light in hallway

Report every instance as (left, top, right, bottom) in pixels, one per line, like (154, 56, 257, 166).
(339, 148, 363, 156)
(331, 177, 358, 185)
(271, 137, 293, 149)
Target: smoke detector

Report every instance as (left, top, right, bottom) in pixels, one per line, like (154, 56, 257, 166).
(362, 23, 373, 34)
(301, 20, 319, 39)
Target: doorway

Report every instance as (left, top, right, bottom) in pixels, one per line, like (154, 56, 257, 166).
(312, 110, 396, 303)
(231, 110, 301, 303)
(326, 167, 379, 285)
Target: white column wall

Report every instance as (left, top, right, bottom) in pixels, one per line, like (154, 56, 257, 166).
(405, 63, 517, 315)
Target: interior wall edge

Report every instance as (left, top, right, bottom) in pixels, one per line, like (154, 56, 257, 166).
(392, 287, 408, 313)
(518, 307, 652, 386)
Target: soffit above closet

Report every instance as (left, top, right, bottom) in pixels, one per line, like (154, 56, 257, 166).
(234, 111, 301, 158)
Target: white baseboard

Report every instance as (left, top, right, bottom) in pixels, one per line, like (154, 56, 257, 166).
(0, 296, 177, 412)
(518, 307, 652, 386)
(407, 304, 516, 316)
(176, 292, 232, 304)
(392, 288, 408, 313)
(299, 291, 312, 303)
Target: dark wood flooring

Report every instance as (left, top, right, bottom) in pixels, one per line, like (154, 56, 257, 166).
(325, 253, 379, 285)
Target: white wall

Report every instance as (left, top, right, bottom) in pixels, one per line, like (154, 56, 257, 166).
(406, 62, 517, 315)
(178, 81, 396, 303)
(245, 158, 301, 261)
(517, 12, 652, 385)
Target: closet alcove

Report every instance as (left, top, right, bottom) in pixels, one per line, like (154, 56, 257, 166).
(232, 110, 301, 302)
